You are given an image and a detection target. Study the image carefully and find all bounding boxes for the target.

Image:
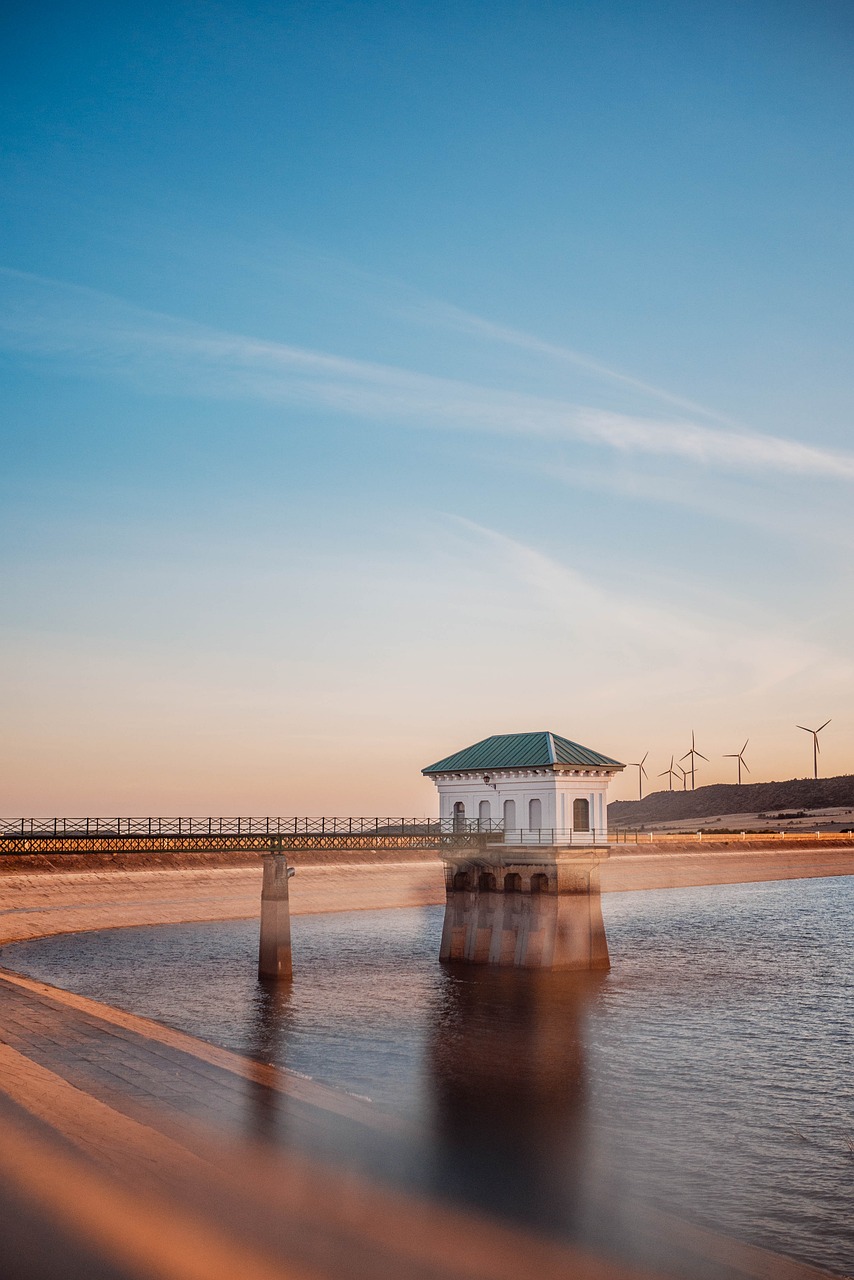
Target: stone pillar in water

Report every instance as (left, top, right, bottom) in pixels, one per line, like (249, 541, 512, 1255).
(439, 847, 610, 971)
(258, 852, 293, 980)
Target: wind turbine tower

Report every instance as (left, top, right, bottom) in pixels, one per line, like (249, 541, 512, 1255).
(628, 751, 649, 801)
(797, 720, 831, 780)
(681, 731, 708, 791)
(723, 739, 750, 785)
(658, 755, 680, 791)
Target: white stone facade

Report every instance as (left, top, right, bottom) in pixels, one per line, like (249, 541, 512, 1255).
(430, 766, 614, 844)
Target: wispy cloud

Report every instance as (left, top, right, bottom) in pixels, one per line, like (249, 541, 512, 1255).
(407, 298, 743, 428)
(451, 516, 852, 701)
(3, 265, 854, 484)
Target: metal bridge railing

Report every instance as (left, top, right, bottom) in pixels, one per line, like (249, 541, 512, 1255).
(0, 816, 507, 839)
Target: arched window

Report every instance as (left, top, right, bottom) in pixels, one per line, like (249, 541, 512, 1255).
(478, 799, 491, 826)
(478, 871, 497, 891)
(573, 798, 590, 832)
(453, 870, 471, 891)
(530, 873, 549, 893)
(453, 801, 465, 832)
(528, 797, 542, 830)
(503, 798, 516, 831)
(504, 872, 522, 893)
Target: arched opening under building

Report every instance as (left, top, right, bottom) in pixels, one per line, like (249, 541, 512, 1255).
(530, 873, 549, 893)
(573, 798, 590, 832)
(478, 871, 497, 891)
(453, 870, 471, 891)
(504, 872, 522, 893)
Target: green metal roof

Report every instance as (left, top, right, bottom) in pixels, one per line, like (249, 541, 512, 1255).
(422, 731, 623, 774)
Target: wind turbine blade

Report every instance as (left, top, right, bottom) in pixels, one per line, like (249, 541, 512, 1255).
(796, 726, 810, 733)
(818, 719, 831, 732)
(741, 739, 749, 753)
(680, 751, 691, 762)
(743, 761, 751, 773)
(696, 751, 709, 762)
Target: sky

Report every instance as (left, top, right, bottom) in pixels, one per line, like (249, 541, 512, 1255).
(1, 0, 853, 813)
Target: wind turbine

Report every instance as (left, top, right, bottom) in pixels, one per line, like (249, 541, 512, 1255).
(658, 755, 680, 791)
(676, 762, 688, 791)
(628, 751, 649, 800)
(797, 720, 831, 780)
(680, 731, 708, 791)
(723, 739, 750, 785)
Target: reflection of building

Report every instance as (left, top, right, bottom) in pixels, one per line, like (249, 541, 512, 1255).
(424, 732, 623, 970)
(426, 967, 604, 1230)
(422, 730, 623, 845)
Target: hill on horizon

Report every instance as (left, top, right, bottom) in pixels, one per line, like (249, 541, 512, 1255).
(608, 774, 854, 826)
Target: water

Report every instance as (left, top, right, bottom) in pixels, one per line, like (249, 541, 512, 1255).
(4, 878, 853, 1276)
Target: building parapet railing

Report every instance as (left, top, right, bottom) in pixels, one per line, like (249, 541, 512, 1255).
(498, 827, 607, 846)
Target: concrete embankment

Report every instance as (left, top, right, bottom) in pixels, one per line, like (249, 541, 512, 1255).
(0, 839, 851, 948)
(601, 839, 854, 892)
(0, 860, 442, 946)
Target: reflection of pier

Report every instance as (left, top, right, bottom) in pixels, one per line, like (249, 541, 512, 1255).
(427, 966, 603, 1231)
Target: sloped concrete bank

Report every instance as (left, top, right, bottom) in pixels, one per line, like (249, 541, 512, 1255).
(600, 839, 854, 892)
(0, 840, 851, 947)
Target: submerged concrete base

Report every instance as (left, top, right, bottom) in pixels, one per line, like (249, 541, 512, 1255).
(258, 854, 293, 980)
(439, 846, 610, 971)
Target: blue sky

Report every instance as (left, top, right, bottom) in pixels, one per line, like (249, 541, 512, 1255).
(2, 1, 853, 811)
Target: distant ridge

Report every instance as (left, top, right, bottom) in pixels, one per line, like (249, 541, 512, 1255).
(608, 774, 854, 826)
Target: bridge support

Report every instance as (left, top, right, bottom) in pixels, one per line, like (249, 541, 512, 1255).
(258, 852, 294, 980)
(439, 846, 610, 971)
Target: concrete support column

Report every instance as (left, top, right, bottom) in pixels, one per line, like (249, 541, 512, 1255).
(258, 853, 293, 980)
(440, 848, 610, 971)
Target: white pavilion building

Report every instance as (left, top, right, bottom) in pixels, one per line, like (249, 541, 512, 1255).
(422, 730, 624, 845)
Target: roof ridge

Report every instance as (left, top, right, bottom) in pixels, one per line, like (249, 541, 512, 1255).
(422, 730, 624, 775)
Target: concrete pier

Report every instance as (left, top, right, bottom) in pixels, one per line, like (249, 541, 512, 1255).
(258, 853, 293, 979)
(439, 846, 610, 970)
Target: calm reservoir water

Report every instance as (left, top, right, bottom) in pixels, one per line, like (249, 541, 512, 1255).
(4, 878, 853, 1276)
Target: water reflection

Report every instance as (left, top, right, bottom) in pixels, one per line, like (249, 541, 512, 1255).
(427, 965, 604, 1232)
(244, 979, 294, 1141)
